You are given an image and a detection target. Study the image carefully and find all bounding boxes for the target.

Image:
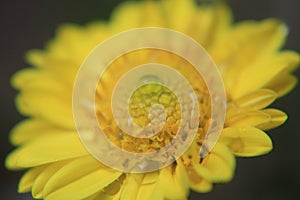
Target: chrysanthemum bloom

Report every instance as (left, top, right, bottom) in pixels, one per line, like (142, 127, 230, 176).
(6, 0, 299, 200)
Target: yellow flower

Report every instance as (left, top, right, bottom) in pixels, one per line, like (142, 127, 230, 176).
(6, 0, 299, 200)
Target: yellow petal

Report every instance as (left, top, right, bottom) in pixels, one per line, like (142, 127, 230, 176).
(44, 156, 122, 200)
(161, 0, 196, 31)
(136, 184, 164, 200)
(232, 51, 299, 99)
(110, 1, 164, 33)
(234, 89, 277, 110)
(220, 127, 273, 157)
(49, 24, 96, 65)
(181, 141, 201, 166)
(217, 19, 288, 96)
(15, 91, 74, 129)
(162, 0, 196, 28)
(163, 2, 232, 48)
(11, 68, 72, 93)
(5, 133, 88, 169)
(265, 73, 298, 97)
(226, 89, 277, 123)
(9, 119, 72, 146)
(142, 171, 159, 184)
(26, 49, 45, 68)
(186, 161, 213, 193)
(111, 190, 124, 200)
(221, 19, 287, 62)
(85, 191, 114, 200)
(26, 22, 109, 73)
(101, 174, 125, 196)
(32, 161, 70, 199)
(26, 51, 79, 85)
(175, 159, 190, 192)
(190, 178, 212, 193)
(192, 144, 235, 182)
(136, 172, 164, 200)
(162, 161, 189, 199)
(226, 110, 271, 127)
(196, 4, 233, 48)
(18, 165, 47, 193)
(257, 109, 288, 130)
(120, 174, 143, 200)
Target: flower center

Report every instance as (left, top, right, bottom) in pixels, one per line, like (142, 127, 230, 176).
(129, 83, 179, 127)
(95, 49, 211, 153)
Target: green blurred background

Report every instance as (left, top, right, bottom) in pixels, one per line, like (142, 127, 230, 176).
(1, 0, 299, 199)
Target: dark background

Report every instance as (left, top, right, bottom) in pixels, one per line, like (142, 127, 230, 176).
(1, 0, 299, 199)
